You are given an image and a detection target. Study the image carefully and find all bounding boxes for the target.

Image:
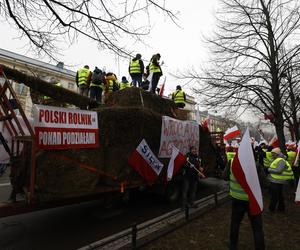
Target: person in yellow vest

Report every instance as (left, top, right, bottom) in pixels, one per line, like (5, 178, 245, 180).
(287, 146, 298, 184)
(76, 65, 92, 96)
(129, 54, 144, 87)
(262, 148, 273, 176)
(223, 152, 265, 250)
(90, 67, 104, 103)
(104, 73, 119, 102)
(119, 76, 131, 90)
(226, 147, 236, 166)
(267, 147, 294, 212)
(147, 53, 163, 93)
(172, 85, 186, 108)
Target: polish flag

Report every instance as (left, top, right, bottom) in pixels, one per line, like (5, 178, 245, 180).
(232, 128, 263, 215)
(147, 72, 153, 92)
(201, 116, 210, 131)
(167, 145, 186, 181)
(224, 126, 241, 140)
(128, 139, 164, 184)
(296, 142, 300, 205)
(269, 135, 280, 148)
(159, 77, 166, 96)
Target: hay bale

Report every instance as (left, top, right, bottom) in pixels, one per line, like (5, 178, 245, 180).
(105, 87, 177, 117)
(34, 106, 217, 202)
(35, 107, 167, 201)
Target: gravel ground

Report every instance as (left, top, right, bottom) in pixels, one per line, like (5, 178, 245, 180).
(144, 187, 300, 250)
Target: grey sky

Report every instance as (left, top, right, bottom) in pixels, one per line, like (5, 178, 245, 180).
(0, 1, 218, 96)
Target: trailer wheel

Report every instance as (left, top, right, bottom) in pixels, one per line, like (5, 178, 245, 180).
(165, 182, 180, 203)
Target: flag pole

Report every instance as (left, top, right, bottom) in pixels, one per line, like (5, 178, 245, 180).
(187, 159, 206, 178)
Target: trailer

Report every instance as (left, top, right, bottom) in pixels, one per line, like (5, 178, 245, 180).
(0, 65, 224, 218)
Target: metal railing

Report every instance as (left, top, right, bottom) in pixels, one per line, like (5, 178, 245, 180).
(79, 190, 229, 250)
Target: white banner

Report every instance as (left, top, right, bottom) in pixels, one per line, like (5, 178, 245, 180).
(33, 105, 99, 149)
(136, 139, 164, 175)
(159, 116, 199, 158)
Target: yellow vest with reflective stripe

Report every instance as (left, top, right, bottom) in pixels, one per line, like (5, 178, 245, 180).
(78, 68, 90, 86)
(263, 152, 273, 168)
(120, 82, 131, 90)
(149, 61, 161, 73)
(173, 90, 185, 104)
(226, 152, 236, 164)
(129, 60, 141, 74)
(270, 157, 294, 180)
(287, 151, 296, 167)
(107, 80, 114, 92)
(230, 162, 248, 201)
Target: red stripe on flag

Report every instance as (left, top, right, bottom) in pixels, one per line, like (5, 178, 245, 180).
(232, 155, 262, 215)
(128, 150, 158, 185)
(224, 130, 240, 140)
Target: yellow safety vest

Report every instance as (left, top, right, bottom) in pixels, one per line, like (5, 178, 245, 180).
(269, 157, 294, 181)
(77, 68, 90, 86)
(173, 90, 185, 104)
(226, 152, 236, 164)
(287, 151, 296, 167)
(44, 82, 62, 100)
(230, 162, 248, 201)
(149, 61, 161, 73)
(263, 152, 273, 168)
(120, 82, 131, 90)
(129, 60, 141, 74)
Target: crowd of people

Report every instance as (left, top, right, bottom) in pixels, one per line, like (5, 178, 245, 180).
(223, 141, 299, 250)
(74, 53, 186, 108)
(75, 53, 164, 102)
(180, 139, 298, 250)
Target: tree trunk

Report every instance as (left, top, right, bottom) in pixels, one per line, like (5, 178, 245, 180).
(0, 64, 99, 109)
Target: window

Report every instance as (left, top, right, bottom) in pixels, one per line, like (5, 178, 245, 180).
(68, 82, 74, 90)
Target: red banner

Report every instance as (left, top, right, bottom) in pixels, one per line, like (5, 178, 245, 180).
(34, 105, 99, 149)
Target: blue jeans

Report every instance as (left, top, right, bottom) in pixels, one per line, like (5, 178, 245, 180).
(89, 86, 102, 103)
(131, 75, 142, 87)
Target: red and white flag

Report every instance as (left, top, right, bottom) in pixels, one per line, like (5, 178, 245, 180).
(167, 145, 186, 181)
(128, 139, 163, 184)
(224, 125, 240, 140)
(159, 77, 166, 96)
(201, 116, 210, 131)
(294, 141, 300, 167)
(232, 128, 263, 215)
(269, 135, 280, 148)
(296, 178, 300, 205)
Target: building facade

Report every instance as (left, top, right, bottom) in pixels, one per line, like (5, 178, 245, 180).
(0, 48, 76, 117)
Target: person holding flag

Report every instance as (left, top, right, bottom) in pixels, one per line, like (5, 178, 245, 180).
(181, 146, 205, 210)
(223, 128, 265, 250)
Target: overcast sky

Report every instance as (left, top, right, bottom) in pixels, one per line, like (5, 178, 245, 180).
(0, 1, 218, 95)
(0, 1, 263, 123)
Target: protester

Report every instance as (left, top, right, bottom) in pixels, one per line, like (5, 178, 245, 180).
(119, 76, 131, 90)
(223, 141, 265, 250)
(141, 73, 150, 91)
(267, 147, 294, 212)
(76, 65, 92, 96)
(129, 53, 144, 87)
(172, 85, 186, 108)
(147, 53, 163, 94)
(181, 146, 204, 209)
(90, 67, 104, 103)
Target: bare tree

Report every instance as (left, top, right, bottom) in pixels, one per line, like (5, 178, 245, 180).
(0, 0, 177, 59)
(281, 56, 300, 141)
(180, 0, 300, 151)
